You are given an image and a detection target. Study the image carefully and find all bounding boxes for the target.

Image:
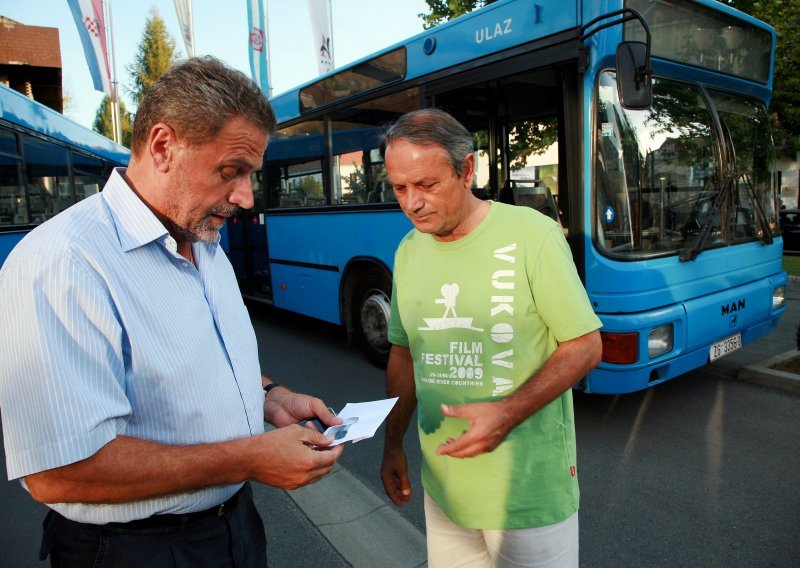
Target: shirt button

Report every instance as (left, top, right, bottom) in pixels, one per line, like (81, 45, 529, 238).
(181, 262, 189, 268)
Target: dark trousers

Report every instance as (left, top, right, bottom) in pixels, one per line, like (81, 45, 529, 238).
(40, 483, 267, 567)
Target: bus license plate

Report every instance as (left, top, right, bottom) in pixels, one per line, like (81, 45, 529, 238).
(709, 333, 742, 362)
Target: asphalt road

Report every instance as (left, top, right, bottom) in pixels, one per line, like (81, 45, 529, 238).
(1, 300, 798, 567)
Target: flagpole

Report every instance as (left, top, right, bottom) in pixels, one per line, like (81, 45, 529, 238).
(328, 0, 334, 68)
(107, 0, 122, 144)
(188, 0, 196, 57)
(265, 0, 272, 97)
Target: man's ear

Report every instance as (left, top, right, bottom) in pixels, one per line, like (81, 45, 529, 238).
(460, 152, 476, 188)
(148, 123, 177, 173)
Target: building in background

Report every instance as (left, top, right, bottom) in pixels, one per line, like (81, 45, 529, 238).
(0, 16, 62, 113)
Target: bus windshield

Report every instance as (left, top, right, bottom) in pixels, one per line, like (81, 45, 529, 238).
(595, 71, 777, 259)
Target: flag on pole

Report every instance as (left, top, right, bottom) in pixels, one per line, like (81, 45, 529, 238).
(307, 0, 333, 75)
(173, 0, 195, 57)
(247, 0, 270, 95)
(66, 0, 112, 94)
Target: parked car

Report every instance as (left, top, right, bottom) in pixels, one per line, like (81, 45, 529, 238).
(779, 209, 800, 253)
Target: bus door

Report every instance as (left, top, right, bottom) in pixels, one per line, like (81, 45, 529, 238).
(426, 61, 582, 266)
(228, 169, 273, 302)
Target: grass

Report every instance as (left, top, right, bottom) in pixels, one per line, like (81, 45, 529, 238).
(783, 255, 800, 277)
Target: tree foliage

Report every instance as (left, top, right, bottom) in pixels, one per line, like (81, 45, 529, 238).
(92, 95, 133, 147)
(419, 0, 500, 30)
(127, 8, 180, 106)
(725, 1, 800, 154)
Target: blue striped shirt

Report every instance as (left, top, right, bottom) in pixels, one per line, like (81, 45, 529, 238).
(0, 169, 264, 523)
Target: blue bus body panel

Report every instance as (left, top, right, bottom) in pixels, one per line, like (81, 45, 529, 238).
(266, 210, 411, 322)
(0, 84, 129, 163)
(0, 230, 27, 265)
(401, 0, 577, 82)
(586, 242, 784, 314)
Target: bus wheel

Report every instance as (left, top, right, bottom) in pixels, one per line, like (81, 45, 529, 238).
(355, 270, 392, 368)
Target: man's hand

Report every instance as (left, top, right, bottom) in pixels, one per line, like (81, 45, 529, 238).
(435, 402, 516, 458)
(246, 426, 344, 490)
(380, 445, 412, 506)
(434, 331, 602, 459)
(264, 386, 342, 429)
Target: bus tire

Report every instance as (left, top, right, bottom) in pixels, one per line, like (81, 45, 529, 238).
(354, 269, 392, 368)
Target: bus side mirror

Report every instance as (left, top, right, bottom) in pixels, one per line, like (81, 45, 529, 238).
(617, 41, 652, 110)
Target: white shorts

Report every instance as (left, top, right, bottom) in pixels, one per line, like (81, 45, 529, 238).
(424, 492, 579, 568)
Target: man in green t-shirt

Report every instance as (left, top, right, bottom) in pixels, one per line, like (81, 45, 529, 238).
(380, 109, 602, 568)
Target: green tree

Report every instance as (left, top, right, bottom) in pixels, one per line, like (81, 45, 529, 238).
(725, 0, 800, 154)
(127, 8, 180, 106)
(92, 95, 133, 147)
(419, 0, 500, 30)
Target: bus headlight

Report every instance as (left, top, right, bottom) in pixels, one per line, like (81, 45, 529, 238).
(773, 286, 785, 310)
(648, 324, 674, 359)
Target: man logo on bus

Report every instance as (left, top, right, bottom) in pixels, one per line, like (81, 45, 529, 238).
(721, 299, 745, 316)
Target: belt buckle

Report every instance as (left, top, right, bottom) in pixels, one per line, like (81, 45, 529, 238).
(217, 503, 225, 517)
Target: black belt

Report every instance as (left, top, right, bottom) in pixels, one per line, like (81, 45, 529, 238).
(109, 483, 248, 531)
(71, 483, 250, 532)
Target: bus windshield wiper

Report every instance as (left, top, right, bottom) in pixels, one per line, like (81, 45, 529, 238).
(739, 172, 774, 246)
(680, 176, 732, 262)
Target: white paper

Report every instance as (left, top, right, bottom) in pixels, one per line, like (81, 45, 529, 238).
(323, 397, 398, 446)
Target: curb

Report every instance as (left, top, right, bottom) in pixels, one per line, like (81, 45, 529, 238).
(285, 464, 428, 568)
(737, 349, 800, 394)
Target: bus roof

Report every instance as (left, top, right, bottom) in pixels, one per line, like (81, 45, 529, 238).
(0, 84, 129, 163)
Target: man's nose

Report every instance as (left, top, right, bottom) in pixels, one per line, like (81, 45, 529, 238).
(229, 175, 255, 209)
(404, 187, 425, 213)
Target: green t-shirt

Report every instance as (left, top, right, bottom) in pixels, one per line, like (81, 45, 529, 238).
(389, 201, 602, 529)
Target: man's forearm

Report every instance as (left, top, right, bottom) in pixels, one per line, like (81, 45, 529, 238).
(500, 330, 602, 427)
(384, 345, 417, 448)
(26, 424, 342, 504)
(25, 435, 253, 504)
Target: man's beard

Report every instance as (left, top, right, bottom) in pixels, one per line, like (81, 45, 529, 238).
(167, 203, 240, 244)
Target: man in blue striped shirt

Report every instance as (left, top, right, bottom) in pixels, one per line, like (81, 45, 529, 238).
(0, 57, 343, 567)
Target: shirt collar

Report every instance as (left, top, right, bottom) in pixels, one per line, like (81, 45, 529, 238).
(102, 168, 169, 253)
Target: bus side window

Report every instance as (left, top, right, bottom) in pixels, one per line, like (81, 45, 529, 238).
(281, 160, 324, 208)
(0, 128, 25, 226)
(23, 137, 71, 222)
(72, 152, 105, 198)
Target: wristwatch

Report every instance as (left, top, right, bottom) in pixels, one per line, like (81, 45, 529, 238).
(263, 383, 281, 397)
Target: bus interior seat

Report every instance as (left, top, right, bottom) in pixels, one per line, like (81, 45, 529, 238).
(367, 180, 395, 203)
(280, 190, 306, 208)
(502, 179, 560, 224)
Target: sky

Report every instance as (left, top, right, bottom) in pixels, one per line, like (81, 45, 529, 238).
(1, 0, 430, 131)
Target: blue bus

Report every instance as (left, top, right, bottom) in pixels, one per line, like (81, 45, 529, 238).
(226, 0, 786, 394)
(0, 84, 130, 264)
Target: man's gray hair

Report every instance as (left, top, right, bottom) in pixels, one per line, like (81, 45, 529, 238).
(131, 56, 276, 155)
(380, 108, 474, 176)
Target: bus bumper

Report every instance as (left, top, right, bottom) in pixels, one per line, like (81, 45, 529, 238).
(583, 274, 787, 394)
